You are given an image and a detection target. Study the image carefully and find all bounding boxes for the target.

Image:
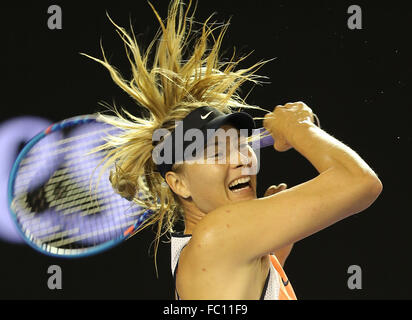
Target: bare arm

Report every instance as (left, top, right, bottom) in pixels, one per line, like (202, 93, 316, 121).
(189, 102, 382, 265)
(264, 184, 294, 267)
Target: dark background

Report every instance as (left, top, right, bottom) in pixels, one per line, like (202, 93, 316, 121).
(0, 0, 410, 300)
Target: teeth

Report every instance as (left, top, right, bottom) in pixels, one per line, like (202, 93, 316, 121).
(229, 176, 251, 188)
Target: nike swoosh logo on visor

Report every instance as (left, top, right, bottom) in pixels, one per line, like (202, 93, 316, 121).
(200, 111, 213, 120)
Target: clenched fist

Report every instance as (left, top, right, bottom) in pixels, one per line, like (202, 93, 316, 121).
(263, 102, 315, 152)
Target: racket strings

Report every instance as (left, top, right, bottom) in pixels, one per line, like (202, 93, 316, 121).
(23, 126, 117, 158)
(11, 121, 153, 255)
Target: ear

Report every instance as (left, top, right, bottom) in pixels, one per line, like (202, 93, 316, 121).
(165, 171, 191, 199)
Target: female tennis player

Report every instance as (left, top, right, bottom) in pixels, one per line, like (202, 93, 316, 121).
(85, 0, 383, 299)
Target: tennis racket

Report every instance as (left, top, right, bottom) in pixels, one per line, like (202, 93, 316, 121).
(7, 114, 275, 258)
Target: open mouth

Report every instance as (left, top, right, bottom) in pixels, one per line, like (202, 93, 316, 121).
(228, 176, 252, 193)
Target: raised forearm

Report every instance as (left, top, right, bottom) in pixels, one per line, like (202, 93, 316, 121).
(290, 122, 380, 181)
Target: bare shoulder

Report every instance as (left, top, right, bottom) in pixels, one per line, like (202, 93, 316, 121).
(175, 233, 267, 299)
(177, 232, 229, 284)
(174, 237, 222, 299)
(185, 220, 242, 269)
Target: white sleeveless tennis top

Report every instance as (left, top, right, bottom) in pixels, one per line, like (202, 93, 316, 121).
(171, 232, 282, 300)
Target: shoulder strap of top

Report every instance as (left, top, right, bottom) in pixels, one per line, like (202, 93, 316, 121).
(171, 233, 192, 300)
(269, 255, 297, 300)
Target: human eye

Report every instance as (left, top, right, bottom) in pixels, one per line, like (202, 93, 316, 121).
(209, 149, 223, 158)
(205, 145, 220, 158)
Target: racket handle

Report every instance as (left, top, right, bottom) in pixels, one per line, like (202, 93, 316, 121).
(251, 128, 274, 149)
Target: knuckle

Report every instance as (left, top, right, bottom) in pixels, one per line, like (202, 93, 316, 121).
(305, 106, 313, 113)
(271, 105, 280, 112)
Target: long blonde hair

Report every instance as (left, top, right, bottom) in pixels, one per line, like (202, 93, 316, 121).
(82, 0, 272, 275)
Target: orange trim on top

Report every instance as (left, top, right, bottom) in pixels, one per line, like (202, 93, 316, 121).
(270, 255, 297, 300)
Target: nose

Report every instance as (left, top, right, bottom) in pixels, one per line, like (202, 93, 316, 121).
(230, 144, 255, 169)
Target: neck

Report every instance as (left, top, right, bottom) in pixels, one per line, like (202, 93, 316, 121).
(182, 200, 206, 235)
